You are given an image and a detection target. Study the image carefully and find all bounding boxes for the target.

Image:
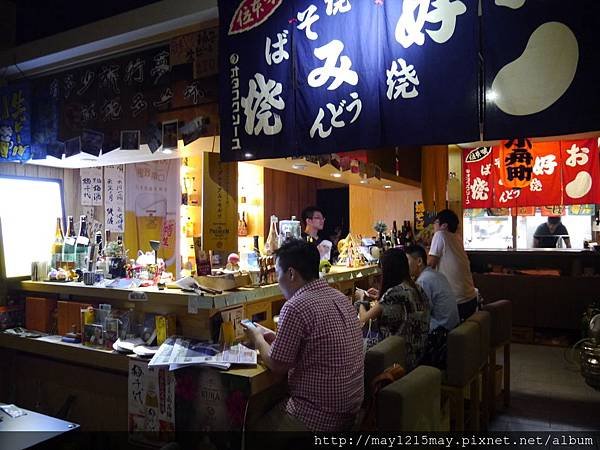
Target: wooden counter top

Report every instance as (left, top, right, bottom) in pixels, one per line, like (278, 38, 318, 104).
(13, 265, 380, 310)
(0, 332, 278, 395)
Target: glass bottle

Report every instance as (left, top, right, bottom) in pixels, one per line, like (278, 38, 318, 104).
(76, 215, 90, 269)
(391, 220, 398, 247)
(265, 215, 279, 256)
(63, 216, 77, 266)
(51, 217, 64, 268)
(238, 212, 248, 236)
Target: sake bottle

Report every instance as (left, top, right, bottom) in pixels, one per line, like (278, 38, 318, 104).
(51, 217, 64, 268)
(264, 215, 279, 256)
(63, 216, 77, 267)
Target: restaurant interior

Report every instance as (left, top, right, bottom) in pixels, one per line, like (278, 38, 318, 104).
(0, 0, 599, 447)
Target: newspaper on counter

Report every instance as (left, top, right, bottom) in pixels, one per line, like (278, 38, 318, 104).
(148, 336, 257, 371)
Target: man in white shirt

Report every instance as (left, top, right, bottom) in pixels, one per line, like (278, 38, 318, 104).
(427, 209, 478, 321)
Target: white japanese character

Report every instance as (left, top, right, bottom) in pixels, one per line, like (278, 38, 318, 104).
(481, 163, 491, 176)
(309, 103, 344, 139)
(532, 154, 557, 175)
(395, 0, 466, 48)
(499, 189, 521, 203)
(565, 144, 589, 167)
(308, 40, 358, 90)
(241, 73, 285, 136)
(494, 157, 500, 168)
(251, 0, 263, 17)
(265, 30, 290, 66)
(386, 58, 419, 100)
(470, 177, 489, 201)
(530, 178, 543, 192)
(297, 5, 320, 40)
(346, 92, 362, 123)
(324, 0, 351, 15)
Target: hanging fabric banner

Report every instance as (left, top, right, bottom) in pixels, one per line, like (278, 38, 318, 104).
(463, 146, 493, 209)
(483, 0, 600, 140)
(0, 82, 32, 162)
(560, 138, 600, 205)
(218, 0, 479, 162)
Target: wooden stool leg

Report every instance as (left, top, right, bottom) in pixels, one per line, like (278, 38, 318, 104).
(481, 364, 489, 430)
(470, 378, 480, 432)
(503, 342, 511, 407)
(489, 349, 497, 418)
(453, 389, 464, 432)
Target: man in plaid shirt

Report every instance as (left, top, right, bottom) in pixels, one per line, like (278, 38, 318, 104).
(243, 239, 364, 431)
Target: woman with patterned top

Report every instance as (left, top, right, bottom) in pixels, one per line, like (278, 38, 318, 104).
(358, 248, 431, 371)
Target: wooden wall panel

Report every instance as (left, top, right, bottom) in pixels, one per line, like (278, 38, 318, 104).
(349, 185, 422, 238)
(263, 169, 319, 235)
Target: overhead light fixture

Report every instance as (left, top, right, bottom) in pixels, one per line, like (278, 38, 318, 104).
(244, 152, 254, 159)
(330, 172, 342, 178)
(291, 163, 306, 170)
(383, 185, 392, 189)
(486, 90, 498, 102)
(162, 148, 173, 155)
(359, 179, 368, 184)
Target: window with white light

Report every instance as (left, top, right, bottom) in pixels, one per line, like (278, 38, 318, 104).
(0, 176, 64, 278)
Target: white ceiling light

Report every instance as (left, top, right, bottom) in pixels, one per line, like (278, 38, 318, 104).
(330, 172, 342, 178)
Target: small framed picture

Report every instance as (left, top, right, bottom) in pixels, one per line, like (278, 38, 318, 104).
(162, 120, 178, 150)
(65, 136, 81, 157)
(82, 129, 104, 156)
(120, 130, 141, 150)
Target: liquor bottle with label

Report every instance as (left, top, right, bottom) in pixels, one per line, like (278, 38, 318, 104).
(238, 212, 249, 236)
(51, 217, 64, 268)
(63, 216, 77, 267)
(264, 215, 279, 256)
(75, 215, 90, 269)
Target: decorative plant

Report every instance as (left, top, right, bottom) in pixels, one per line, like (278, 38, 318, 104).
(373, 221, 388, 234)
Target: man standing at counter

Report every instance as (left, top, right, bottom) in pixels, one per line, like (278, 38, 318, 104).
(533, 216, 571, 248)
(301, 206, 325, 245)
(243, 239, 364, 431)
(427, 209, 478, 321)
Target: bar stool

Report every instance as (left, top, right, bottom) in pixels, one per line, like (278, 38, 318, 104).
(364, 336, 406, 399)
(466, 310, 491, 430)
(482, 299, 512, 417)
(441, 320, 481, 431)
(377, 365, 442, 431)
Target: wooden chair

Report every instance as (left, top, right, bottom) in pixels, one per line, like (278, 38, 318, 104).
(377, 365, 442, 431)
(466, 310, 491, 430)
(482, 299, 512, 417)
(442, 320, 481, 431)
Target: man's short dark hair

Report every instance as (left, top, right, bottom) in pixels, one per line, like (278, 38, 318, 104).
(301, 206, 324, 226)
(548, 216, 561, 225)
(405, 244, 427, 265)
(435, 209, 459, 233)
(275, 238, 319, 281)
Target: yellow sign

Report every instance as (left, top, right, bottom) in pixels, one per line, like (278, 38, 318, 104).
(202, 153, 238, 256)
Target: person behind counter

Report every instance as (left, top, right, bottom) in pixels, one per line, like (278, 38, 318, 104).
(533, 216, 571, 248)
(357, 247, 430, 372)
(301, 206, 325, 245)
(242, 239, 363, 432)
(427, 209, 478, 322)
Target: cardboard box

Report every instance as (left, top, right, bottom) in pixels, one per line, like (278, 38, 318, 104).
(25, 297, 57, 333)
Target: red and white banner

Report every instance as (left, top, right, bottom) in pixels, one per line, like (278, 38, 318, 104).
(463, 147, 493, 209)
(463, 137, 600, 208)
(560, 138, 600, 205)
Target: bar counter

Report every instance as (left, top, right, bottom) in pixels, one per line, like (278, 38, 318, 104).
(467, 249, 600, 334)
(1, 264, 380, 432)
